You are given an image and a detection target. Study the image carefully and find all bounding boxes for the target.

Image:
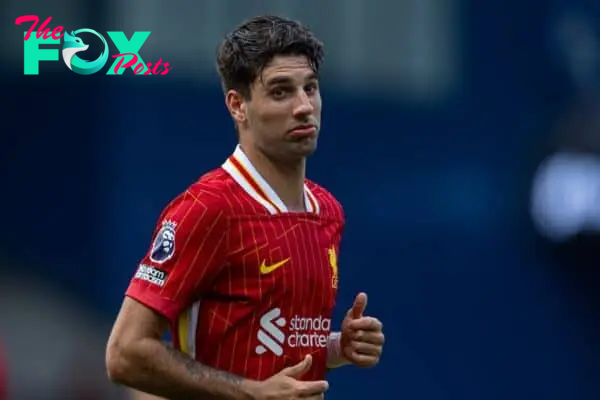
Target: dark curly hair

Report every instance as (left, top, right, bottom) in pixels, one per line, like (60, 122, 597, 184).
(216, 15, 325, 99)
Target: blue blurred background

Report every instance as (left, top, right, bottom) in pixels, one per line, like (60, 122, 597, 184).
(3, 0, 600, 399)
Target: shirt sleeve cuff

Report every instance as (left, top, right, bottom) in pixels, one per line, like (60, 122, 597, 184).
(126, 284, 184, 323)
(326, 331, 350, 369)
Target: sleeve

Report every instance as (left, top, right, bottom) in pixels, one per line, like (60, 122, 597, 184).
(125, 190, 228, 323)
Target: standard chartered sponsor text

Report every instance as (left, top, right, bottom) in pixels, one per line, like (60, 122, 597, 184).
(287, 315, 330, 348)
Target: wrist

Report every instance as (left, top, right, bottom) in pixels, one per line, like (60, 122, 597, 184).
(326, 332, 350, 369)
(239, 379, 261, 400)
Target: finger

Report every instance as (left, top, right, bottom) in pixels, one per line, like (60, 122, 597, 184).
(351, 331, 385, 345)
(347, 352, 379, 367)
(280, 354, 312, 377)
(350, 341, 382, 357)
(348, 292, 368, 319)
(296, 380, 329, 395)
(348, 317, 382, 332)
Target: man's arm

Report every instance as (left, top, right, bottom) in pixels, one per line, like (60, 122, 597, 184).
(106, 191, 257, 398)
(106, 297, 256, 400)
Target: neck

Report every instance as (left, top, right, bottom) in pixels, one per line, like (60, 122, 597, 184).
(240, 143, 306, 212)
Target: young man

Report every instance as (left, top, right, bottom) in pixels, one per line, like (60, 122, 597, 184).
(106, 15, 385, 400)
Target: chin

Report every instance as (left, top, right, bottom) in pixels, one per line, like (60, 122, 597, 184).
(291, 137, 318, 157)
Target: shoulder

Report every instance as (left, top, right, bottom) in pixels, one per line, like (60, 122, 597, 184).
(160, 168, 235, 222)
(306, 179, 345, 222)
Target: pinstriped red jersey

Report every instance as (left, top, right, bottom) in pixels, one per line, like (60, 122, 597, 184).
(126, 145, 344, 381)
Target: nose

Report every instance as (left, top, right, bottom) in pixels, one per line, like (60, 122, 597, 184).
(292, 90, 314, 118)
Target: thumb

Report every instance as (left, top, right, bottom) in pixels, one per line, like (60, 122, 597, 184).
(280, 354, 313, 378)
(348, 292, 367, 319)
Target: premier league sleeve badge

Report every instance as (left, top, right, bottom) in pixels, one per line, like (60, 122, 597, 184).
(150, 220, 177, 264)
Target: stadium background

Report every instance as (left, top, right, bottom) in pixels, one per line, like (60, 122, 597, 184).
(2, 0, 600, 398)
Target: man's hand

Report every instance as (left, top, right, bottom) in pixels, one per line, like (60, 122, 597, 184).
(340, 292, 385, 368)
(246, 355, 328, 400)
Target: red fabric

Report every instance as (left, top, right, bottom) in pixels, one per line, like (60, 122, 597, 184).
(126, 167, 344, 380)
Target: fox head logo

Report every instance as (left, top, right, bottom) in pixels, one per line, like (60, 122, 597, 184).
(62, 29, 108, 75)
(62, 31, 88, 69)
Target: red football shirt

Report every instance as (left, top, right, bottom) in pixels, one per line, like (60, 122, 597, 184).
(126, 145, 344, 381)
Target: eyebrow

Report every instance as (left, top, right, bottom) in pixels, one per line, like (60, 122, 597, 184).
(264, 72, 318, 87)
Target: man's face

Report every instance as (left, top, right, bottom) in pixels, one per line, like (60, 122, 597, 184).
(236, 55, 322, 161)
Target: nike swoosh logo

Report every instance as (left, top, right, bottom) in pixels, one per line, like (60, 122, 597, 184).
(260, 258, 290, 275)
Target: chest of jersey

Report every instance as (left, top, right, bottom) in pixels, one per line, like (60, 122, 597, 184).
(220, 213, 340, 311)
(194, 213, 341, 379)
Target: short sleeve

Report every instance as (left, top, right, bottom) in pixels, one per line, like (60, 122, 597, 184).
(126, 190, 228, 322)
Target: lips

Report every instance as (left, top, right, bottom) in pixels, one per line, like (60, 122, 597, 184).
(289, 124, 317, 137)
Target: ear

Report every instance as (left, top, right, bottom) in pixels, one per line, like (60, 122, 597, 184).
(225, 90, 246, 124)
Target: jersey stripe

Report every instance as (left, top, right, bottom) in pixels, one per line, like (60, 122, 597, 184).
(222, 159, 279, 214)
(230, 146, 288, 212)
(305, 186, 320, 213)
(221, 145, 320, 215)
(177, 301, 200, 358)
(229, 156, 284, 213)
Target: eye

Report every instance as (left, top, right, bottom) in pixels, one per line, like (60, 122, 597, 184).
(270, 87, 287, 99)
(304, 83, 318, 94)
